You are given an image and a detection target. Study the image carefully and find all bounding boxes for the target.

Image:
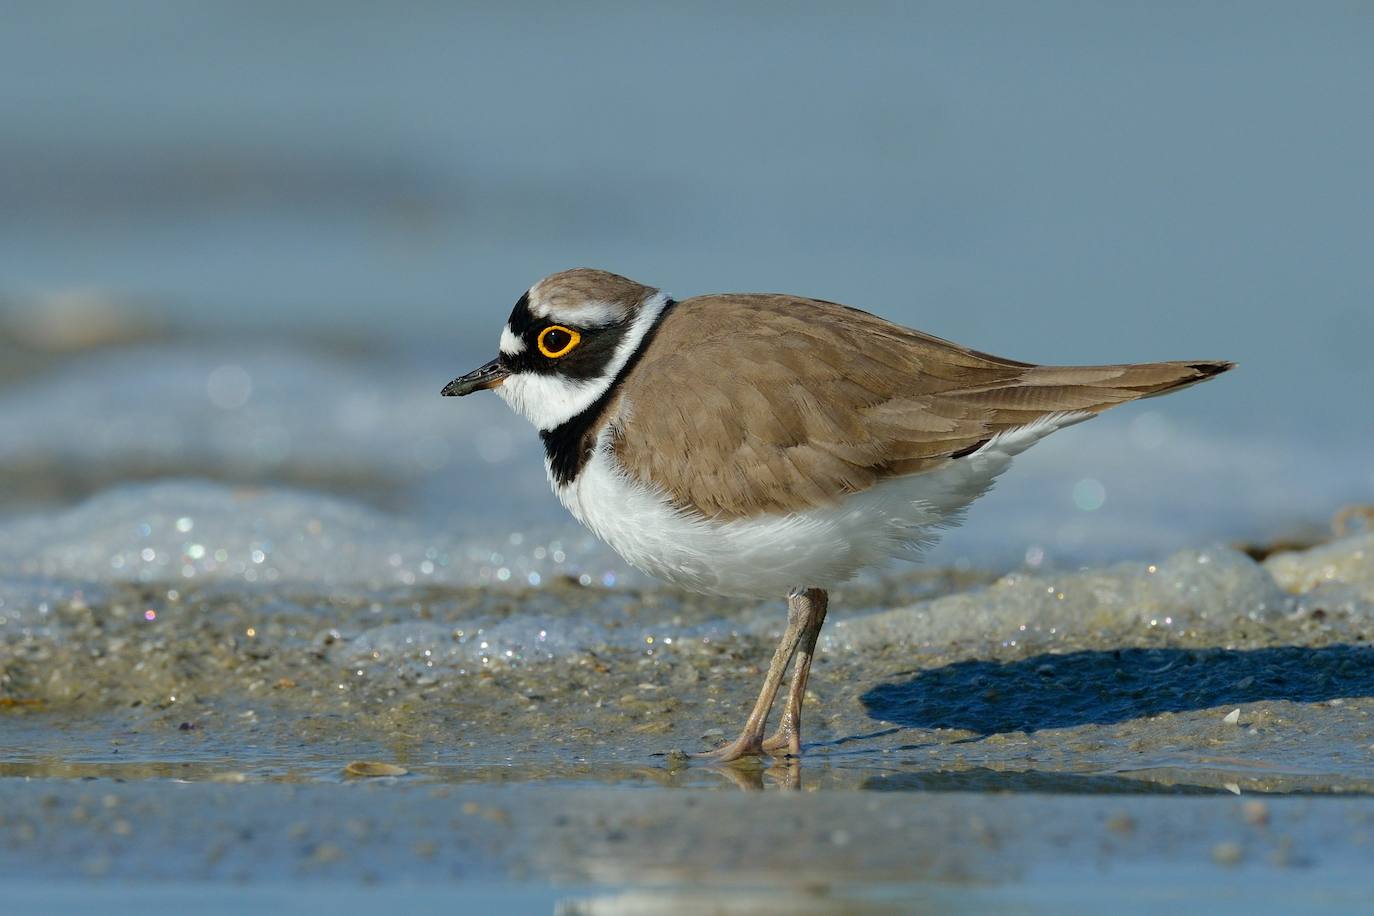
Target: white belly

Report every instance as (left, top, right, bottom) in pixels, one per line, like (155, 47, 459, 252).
(553, 414, 1087, 598)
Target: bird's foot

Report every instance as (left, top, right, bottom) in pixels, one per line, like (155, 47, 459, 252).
(760, 726, 802, 757)
(691, 732, 768, 763)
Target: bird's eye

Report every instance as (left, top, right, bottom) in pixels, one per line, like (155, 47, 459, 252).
(537, 325, 580, 358)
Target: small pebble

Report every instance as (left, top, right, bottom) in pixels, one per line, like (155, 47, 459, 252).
(343, 761, 408, 778)
(1242, 801, 1270, 827)
(1211, 841, 1244, 866)
(309, 843, 345, 864)
(210, 772, 248, 784)
(1269, 837, 1299, 868)
(1105, 812, 1136, 834)
(82, 854, 112, 877)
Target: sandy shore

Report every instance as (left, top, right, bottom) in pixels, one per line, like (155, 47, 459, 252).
(3, 520, 1372, 910)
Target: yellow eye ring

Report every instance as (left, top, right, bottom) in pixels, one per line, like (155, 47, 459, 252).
(537, 325, 581, 358)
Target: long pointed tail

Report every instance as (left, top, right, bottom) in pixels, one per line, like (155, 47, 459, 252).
(958, 359, 1235, 416)
(1030, 359, 1234, 404)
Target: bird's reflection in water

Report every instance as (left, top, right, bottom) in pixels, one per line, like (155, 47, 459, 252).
(651, 749, 804, 791)
(703, 757, 803, 792)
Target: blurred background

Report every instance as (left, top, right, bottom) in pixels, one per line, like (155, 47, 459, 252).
(1, 1, 1371, 572)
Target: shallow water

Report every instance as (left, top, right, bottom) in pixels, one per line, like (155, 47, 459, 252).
(4, 783, 1372, 914)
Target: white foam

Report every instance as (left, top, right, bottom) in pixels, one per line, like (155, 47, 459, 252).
(3, 484, 1372, 666)
(0, 480, 629, 592)
(0, 342, 554, 521)
(336, 616, 624, 676)
(1265, 533, 1374, 601)
(0, 576, 112, 635)
(833, 542, 1374, 653)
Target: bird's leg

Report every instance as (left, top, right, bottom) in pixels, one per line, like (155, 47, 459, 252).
(693, 588, 811, 762)
(762, 588, 828, 756)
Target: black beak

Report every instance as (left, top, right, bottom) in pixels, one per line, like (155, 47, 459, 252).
(442, 358, 509, 397)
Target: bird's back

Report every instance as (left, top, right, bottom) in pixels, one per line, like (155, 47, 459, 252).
(609, 293, 1231, 520)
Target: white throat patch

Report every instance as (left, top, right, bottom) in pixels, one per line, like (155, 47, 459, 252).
(496, 291, 672, 432)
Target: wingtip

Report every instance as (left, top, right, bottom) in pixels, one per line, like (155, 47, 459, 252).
(1189, 360, 1236, 378)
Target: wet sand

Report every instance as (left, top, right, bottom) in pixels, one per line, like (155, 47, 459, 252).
(3, 527, 1373, 908)
(5, 528, 1373, 786)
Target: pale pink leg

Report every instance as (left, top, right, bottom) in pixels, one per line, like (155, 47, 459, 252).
(694, 588, 822, 763)
(762, 588, 828, 756)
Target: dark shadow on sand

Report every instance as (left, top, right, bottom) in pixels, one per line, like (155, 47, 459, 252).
(862, 645, 1374, 735)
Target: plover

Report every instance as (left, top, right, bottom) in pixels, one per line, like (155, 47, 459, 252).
(443, 269, 1232, 761)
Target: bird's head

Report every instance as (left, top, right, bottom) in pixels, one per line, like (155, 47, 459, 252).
(443, 269, 671, 431)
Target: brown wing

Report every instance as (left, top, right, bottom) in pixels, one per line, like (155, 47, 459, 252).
(610, 294, 1231, 519)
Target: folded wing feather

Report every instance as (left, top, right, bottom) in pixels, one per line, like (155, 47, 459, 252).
(609, 294, 1232, 519)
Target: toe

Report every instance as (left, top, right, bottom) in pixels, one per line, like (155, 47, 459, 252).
(691, 737, 765, 763)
